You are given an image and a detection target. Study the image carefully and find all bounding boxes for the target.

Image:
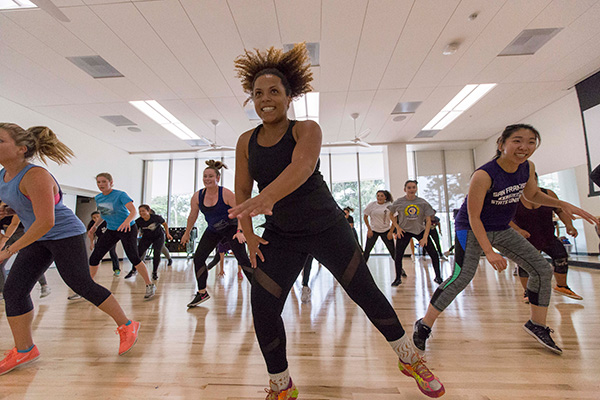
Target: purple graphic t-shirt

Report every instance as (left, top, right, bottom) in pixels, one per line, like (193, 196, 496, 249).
(455, 159, 530, 232)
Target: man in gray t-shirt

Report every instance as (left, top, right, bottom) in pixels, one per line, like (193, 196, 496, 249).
(386, 180, 442, 286)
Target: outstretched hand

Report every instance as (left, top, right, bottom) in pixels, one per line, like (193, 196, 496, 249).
(559, 202, 599, 226)
(228, 194, 275, 219)
(245, 232, 269, 269)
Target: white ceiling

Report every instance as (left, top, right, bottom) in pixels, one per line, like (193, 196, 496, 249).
(1, 0, 600, 158)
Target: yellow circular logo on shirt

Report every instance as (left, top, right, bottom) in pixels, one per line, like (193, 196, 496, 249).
(404, 204, 420, 218)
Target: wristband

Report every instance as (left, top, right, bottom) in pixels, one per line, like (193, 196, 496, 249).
(237, 229, 243, 233)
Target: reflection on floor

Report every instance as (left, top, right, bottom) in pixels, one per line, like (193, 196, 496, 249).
(1, 254, 599, 399)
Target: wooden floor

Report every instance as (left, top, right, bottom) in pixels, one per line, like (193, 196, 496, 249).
(1, 254, 600, 399)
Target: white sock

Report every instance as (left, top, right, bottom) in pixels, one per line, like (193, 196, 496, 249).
(389, 333, 419, 364)
(269, 369, 291, 391)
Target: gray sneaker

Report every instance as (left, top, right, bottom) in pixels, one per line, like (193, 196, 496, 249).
(67, 293, 82, 300)
(412, 318, 432, 352)
(144, 283, 156, 300)
(523, 320, 562, 354)
(40, 285, 51, 298)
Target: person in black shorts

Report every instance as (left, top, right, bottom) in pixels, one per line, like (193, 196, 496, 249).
(229, 43, 444, 399)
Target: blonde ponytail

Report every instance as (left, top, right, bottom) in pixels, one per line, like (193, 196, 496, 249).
(0, 123, 74, 165)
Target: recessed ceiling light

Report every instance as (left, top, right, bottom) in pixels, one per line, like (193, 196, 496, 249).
(393, 115, 407, 122)
(0, 0, 36, 10)
(129, 100, 201, 141)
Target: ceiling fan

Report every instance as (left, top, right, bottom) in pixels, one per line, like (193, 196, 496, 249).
(30, 0, 71, 23)
(324, 113, 372, 148)
(197, 119, 236, 153)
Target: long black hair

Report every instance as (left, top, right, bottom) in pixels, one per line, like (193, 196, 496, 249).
(494, 124, 540, 159)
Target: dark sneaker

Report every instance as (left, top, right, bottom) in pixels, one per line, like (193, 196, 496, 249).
(401, 269, 407, 278)
(391, 278, 402, 287)
(124, 270, 137, 279)
(187, 291, 210, 307)
(523, 320, 562, 354)
(152, 272, 159, 281)
(167, 258, 173, 266)
(413, 318, 432, 352)
(433, 276, 443, 285)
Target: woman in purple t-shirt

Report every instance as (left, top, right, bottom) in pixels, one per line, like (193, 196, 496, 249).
(412, 124, 598, 356)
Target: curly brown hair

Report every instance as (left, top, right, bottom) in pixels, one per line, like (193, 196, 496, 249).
(205, 160, 228, 178)
(234, 42, 313, 105)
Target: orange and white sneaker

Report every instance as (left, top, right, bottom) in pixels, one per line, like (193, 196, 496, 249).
(553, 285, 583, 300)
(399, 356, 445, 398)
(264, 378, 298, 400)
(116, 320, 140, 355)
(0, 345, 40, 376)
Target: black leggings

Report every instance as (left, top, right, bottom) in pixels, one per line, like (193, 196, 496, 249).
(89, 226, 142, 266)
(518, 237, 568, 277)
(4, 234, 111, 316)
(193, 225, 251, 291)
(429, 228, 443, 256)
(302, 255, 313, 286)
(394, 230, 441, 280)
(363, 231, 395, 261)
(252, 218, 405, 374)
(137, 233, 165, 274)
(1, 230, 47, 292)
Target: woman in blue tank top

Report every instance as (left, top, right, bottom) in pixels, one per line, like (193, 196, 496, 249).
(0, 123, 140, 376)
(412, 124, 599, 356)
(180, 160, 251, 308)
(229, 43, 444, 399)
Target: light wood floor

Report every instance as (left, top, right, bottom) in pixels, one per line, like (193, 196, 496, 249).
(1, 254, 599, 399)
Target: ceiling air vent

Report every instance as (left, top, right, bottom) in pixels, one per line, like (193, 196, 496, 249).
(67, 55, 124, 78)
(498, 28, 562, 56)
(283, 42, 320, 66)
(100, 115, 137, 127)
(391, 101, 421, 114)
(415, 130, 440, 138)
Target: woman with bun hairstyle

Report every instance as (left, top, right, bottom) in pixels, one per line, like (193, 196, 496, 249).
(88, 172, 156, 300)
(181, 160, 252, 307)
(229, 43, 444, 399)
(0, 123, 139, 376)
(135, 205, 172, 281)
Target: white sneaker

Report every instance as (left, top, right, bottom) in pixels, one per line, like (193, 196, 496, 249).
(67, 293, 82, 300)
(40, 285, 51, 298)
(144, 283, 156, 300)
(301, 286, 311, 303)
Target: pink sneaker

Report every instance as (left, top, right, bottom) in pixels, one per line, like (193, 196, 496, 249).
(264, 378, 299, 400)
(0, 345, 40, 376)
(398, 356, 445, 398)
(116, 320, 140, 355)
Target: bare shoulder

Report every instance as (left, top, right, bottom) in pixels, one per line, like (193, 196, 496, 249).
(236, 129, 255, 157)
(292, 120, 321, 141)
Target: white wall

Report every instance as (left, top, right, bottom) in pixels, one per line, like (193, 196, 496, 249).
(474, 91, 600, 253)
(0, 97, 143, 204)
(384, 143, 408, 199)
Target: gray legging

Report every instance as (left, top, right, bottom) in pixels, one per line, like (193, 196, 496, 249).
(1, 231, 47, 294)
(431, 228, 553, 310)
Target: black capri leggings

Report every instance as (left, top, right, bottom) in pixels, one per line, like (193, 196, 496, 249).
(89, 225, 142, 266)
(137, 232, 165, 274)
(394, 230, 441, 280)
(252, 218, 406, 374)
(4, 234, 111, 316)
(518, 237, 568, 277)
(363, 230, 395, 261)
(193, 225, 252, 291)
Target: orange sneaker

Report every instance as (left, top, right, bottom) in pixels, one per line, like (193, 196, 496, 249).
(553, 285, 583, 300)
(0, 345, 40, 376)
(116, 320, 140, 355)
(264, 379, 298, 400)
(399, 356, 445, 398)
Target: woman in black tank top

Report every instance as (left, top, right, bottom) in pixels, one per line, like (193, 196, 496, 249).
(229, 43, 445, 399)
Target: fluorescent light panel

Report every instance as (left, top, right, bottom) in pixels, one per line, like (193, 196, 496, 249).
(0, 0, 36, 10)
(129, 100, 200, 140)
(423, 83, 496, 131)
(293, 92, 319, 123)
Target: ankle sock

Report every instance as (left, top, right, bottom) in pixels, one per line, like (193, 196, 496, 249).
(269, 369, 291, 391)
(389, 333, 418, 363)
(18, 344, 35, 353)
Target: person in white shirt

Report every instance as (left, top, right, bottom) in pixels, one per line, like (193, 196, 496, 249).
(363, 190, 395, 262)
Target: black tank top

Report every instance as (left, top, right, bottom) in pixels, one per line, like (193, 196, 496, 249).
(199, 186, 237, 232)
(513, 188, 558, 248)
(248, 120, 344, 236)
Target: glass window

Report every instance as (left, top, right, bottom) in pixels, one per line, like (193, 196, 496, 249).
(170, 159, 195, 228)
(359, 151, 387, 252)
(144, 160, 169, 218)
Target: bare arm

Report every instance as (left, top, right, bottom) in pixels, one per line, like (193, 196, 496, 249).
(509, 220, 530, 238)
(228, 120, 322, 219)
(223, 188, 245, 243)
(181, 191, 200, 245)
(161, 221, 173, 241)
(232, 130, 268, 267)
(546, 189, 577, 237)
(523, 161, 598, 226)
(419, 216, 432, 247)
(117, 201, 137, 232)
(0, 168, 56, 260)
